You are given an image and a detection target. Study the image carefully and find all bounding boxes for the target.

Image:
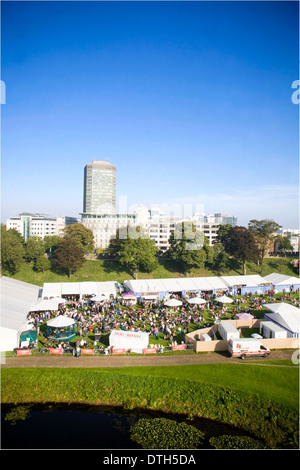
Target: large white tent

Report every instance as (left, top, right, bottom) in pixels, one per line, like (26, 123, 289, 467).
(1, 277, 41, 351)
(263, 302, 300, 338)
(220, 275, 269, 294)
(263, 273, 300, 292)
(124, 276, 228, 299)
(30, 297, 66, 312)
(109, 329, 149, 353)
(42, 281, 117, 300)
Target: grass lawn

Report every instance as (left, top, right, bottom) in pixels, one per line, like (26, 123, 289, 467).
(103, 363, 299, 410)
(4, 256, 298, 287)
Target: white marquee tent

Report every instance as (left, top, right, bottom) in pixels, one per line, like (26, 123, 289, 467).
(1, 276, 41, 351)
(263, 302, 300, 338)
(30, 297, 67, 312)
(263, 273, 300, 292)
(109, 329, 150, 353)
(42, 281, 117, 300)
(124, 276, 228, 299)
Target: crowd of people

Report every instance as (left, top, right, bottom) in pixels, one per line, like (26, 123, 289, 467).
(26, 287, 299, 353)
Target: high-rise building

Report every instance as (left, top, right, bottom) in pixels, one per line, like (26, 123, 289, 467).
(83, 160, 116, 215)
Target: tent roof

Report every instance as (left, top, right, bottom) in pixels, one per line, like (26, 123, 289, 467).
(220, 274, 266, 287)
(124, 276, 228, 294)
(264, 302, 300, 334)
(217, 295, 233, 303)
(42, 281, 117, 298)
(30, 298, 66, 312)
(236, 313, 254, 319)
(1, 276, 41, 331)
(263, 273, 300, 286)
(46, 315, 75, 327)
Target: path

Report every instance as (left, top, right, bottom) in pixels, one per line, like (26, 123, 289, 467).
(1, 349, 295, 368)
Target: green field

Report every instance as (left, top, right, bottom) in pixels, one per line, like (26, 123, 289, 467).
(4, 256, 298, 286)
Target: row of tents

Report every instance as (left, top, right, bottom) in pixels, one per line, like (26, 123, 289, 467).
(123, 273, 300, 300)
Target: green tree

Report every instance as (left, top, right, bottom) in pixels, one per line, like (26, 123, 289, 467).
(275, 235, 294, 257)
(1, 225, 25, 274)
(212, 242, 230, 274)
(63, 223, 95, 253)
(34, 255, 51, 273)
(54, 238, 86, 278)
(44, 235, 63, 255)
(25, 236, 45, 262)
(167, 222, 207, 273)
(221, 226, 260, 275)
(248, 219, 282, 264)
(108, 225, 158, 277)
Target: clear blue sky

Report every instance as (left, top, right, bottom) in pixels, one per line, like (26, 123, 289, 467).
(1, 0, 299, 228)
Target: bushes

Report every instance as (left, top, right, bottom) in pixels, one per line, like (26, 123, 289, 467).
(209, 435, 266, 449)
(130, 418, 205, 449)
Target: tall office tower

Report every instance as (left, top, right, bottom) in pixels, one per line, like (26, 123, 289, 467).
(83, 160, 117, 215)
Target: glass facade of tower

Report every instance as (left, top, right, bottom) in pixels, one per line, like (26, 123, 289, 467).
(83, 160, 116, 215)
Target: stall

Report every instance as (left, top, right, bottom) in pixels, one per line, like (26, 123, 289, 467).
(121, 293, 137, 306)
(46, 315, 76, 340)
(109, 329, 150, 353)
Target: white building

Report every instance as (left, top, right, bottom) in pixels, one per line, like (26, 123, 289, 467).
(6, 213, 79, 241)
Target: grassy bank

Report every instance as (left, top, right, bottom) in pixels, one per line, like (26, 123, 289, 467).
(2, 363, 299, 448)
(3, 256, 298, 287)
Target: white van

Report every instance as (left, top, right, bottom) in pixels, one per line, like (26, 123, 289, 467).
(228, 338, 271, 359)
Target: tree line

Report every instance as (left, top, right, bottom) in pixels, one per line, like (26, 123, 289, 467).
(1, 218, 295, 279)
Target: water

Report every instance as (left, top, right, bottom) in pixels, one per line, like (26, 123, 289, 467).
(1, 403, 251, 450)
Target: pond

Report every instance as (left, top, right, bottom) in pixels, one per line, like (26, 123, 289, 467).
(1, 403, 254, 450)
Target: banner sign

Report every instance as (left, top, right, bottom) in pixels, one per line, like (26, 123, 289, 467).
(81, 349, 95, 355)
(49, 348, 63, 355)
(143, 348, 157, 354)
(16, 349, 31, 356)
(172, 344, 186, 351)
(112, 348, 126, 355)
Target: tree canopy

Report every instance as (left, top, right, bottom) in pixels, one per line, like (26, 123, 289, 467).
(248, 219, 282, 263)
(167, 222, 209, 273)
(1, 225, 25, 274)
(219, 225, 260, 275)
(63, 223, 95, 253)
(108, 225, 158, 277)
(54, 238, 86, 278)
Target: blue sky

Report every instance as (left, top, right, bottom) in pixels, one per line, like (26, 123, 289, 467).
(1, 0, 299, 227)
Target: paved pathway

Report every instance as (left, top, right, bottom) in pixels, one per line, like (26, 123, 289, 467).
(1, 349, 295, 368)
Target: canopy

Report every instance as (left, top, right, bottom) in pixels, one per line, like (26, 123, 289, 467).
(263, 273, 300, 287)
(46, 315, 75, 327)
(216, 295, 233, 304)
(236, 313, 254, 320)
(164, 298, 182, 307)
(109, 329, 149, 353)
(187, 297, 206, 304)
(30, 297, 66, 312)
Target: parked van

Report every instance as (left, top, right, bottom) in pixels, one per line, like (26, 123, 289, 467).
(228, 338, 271, 359)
